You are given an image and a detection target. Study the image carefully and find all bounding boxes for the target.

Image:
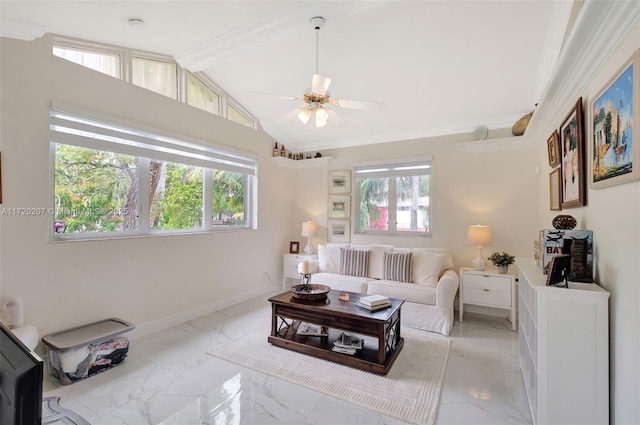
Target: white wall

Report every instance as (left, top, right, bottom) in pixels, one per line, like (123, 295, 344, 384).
(536, 20, 640, 424)
(0, 36, 293, 343)
(287, 134, 540, 270)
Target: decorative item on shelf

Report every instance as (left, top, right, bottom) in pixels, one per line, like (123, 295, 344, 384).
(301, 220, 317, 254)
(280, 144, 286, 157)
(512, 104, 536, 136)
(542, 229, 593, 281)
(545, 255, 571, 287)
(552, 214, 577, 229)
(288, 153, 292, 159)
(488, 252, 515, 274)
(273, 142, 280, 157)
(467, 225, 492, 271)
(315, 152, 322, 158)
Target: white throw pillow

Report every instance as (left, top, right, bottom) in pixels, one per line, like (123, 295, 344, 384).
(411, 251, 446, 286)
(364, 244, 394, 279)
(318, 243, 350, 273)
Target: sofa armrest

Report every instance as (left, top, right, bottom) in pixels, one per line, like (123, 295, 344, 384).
(436, 269, 459, 309)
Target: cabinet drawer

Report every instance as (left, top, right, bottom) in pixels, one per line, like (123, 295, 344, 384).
(284, 255, 314, 267)
(283, 265, 300, 279)
(463, 287, 511, 308)
(463, 274, 511, 292)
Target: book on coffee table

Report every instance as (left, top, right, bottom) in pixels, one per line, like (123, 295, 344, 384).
(296, 322, 329, 336)
(359, 294, 390, 307)
(334, 332, 363, 350)
(354, 301, 392, 312)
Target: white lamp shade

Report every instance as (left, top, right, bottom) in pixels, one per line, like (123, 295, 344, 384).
(467, 225, 492, 247)
(297, 109, 312, 125)
(301, 221, 317, 237)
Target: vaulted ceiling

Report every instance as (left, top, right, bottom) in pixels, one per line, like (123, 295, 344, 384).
(1, 1, 581, 151)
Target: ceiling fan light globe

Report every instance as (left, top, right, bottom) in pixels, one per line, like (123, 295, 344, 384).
(316, 108, 329, 121)
(297, 109, 312, 124)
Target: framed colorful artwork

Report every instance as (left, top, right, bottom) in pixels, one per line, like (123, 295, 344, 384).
(547, 130, 560, 167)
(549, 168, 562, 211)
(328, 170, 351, 194)
(589, 49, 639, 189)
(560, 97, 586, 208)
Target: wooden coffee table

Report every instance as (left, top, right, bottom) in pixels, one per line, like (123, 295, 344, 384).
(268, 290, 404, 375)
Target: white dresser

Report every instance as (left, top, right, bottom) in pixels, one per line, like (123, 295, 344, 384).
(282, 254, 317, 289)
(459, 267, 516, 330)
(516, 258, 609, 425)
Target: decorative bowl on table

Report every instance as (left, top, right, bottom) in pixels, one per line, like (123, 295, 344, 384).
(290, 284, 331, 301)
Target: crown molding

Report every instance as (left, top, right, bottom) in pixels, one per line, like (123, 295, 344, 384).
(526, 0, 640, 143)
(0, 18, 48, 41)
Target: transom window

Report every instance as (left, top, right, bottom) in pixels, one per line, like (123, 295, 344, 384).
(354, 158, 432, 236)
(52, 37, 255, 128)
(50, 103, 256, 240)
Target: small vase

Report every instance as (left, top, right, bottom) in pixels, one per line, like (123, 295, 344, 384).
(498, 266, 508, 274)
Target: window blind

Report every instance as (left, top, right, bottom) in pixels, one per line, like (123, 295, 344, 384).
(49, 102, 257, 175)
(353, 157, 432, 178)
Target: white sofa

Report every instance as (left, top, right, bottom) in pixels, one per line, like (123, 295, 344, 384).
(308, 243, 459, 336)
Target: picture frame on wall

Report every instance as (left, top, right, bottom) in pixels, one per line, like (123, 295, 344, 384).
(328, 170, 351, 194)
(547, 130, 560, 167)
(327, 220, 351, 243)
(560, 97, 586, 208)
(289, 241, 300, 254)
(549, 168, 562, 211)
(589, 49, 639, 189)
(328, 195, 351, 218)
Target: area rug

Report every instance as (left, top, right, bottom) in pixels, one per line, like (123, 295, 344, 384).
(206, 329, 451, 425)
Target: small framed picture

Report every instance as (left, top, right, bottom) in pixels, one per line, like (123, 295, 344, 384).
(289, 241, 300, 254)
(328, 195, 351, 218)
(327, 220, 351, 243)
(549, 168, 562, 211)
(328, 170, 351, 194)
(547, 130, 560, 168)
(560, 97, 586, 208)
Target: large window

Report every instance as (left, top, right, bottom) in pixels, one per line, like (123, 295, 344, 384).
(52, 37, 256, 128)
(50, 103, 257, 240)
(354, 159, 432, 236)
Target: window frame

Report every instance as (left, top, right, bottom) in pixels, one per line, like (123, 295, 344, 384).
(49, 103, 257, 241)
(354, 157, 433, 237)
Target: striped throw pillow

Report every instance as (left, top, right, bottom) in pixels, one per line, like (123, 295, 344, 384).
(339, 248, 370, 277)
(383, 251, 412, 282)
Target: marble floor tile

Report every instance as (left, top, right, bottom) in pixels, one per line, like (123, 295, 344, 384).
(43, 293, 533, 425)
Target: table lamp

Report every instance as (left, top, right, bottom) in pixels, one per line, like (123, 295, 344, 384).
(301, 221, 317, 255)
(467, 225, 492, 271)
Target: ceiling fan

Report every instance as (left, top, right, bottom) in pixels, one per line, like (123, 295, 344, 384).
(253, 16, 385, 128)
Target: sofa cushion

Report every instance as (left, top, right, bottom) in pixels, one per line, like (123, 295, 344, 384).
(367, 280, 437, 305)
(317, 243, 350, 273)
(412, 248, 454, 271)
(339, 248, 370, 277)
(310, 272, 369, 293)
(383, 251, 412, 283)
(411, 251, 445, 286)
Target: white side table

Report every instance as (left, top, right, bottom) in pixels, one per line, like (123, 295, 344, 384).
(459, 267, 516, 330)
(282, 254, 318, 290)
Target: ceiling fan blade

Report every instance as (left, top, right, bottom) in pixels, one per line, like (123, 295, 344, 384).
(311, 74, 331, 96)
(250, 91, 300, 101)
(327, 109, 347, 126)
(331, 98, 385, 110)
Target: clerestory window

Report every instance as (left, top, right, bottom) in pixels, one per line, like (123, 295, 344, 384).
(354, 158, 432, 236)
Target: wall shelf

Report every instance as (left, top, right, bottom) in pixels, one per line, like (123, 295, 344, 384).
(272, 156, 332, 169)
(456, 135, 538, 153)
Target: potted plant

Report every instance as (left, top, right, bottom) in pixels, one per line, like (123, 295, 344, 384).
(488, 252, 515, 274)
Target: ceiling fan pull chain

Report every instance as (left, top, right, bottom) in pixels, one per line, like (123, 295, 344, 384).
(315, 23, 320, 74)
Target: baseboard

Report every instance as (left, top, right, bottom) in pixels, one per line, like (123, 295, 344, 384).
(126, 285, 275, 341)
